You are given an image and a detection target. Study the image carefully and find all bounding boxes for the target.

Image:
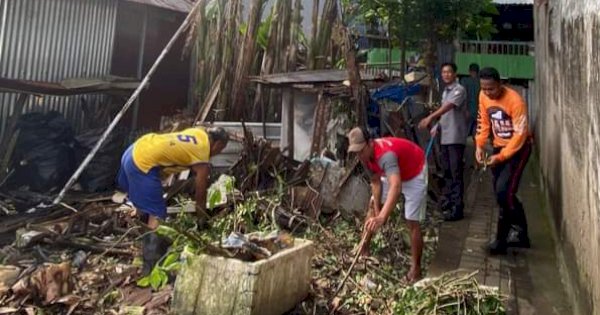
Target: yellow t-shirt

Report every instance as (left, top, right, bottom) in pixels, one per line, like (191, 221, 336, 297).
(132, 128, 210, 174)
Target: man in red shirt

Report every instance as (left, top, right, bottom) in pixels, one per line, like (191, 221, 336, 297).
(347, 127, 428, 282)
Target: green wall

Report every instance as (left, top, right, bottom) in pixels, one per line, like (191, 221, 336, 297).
(456, 53, 535, 79)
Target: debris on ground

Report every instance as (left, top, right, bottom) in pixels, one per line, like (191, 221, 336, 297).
(288, 211, 440, 315)
(0, 127, 447, 315)
(0, 200, 159, 315)
(393, 270, 507, 315)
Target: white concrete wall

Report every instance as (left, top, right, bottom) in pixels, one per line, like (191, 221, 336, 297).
(534, 1, 600, 314)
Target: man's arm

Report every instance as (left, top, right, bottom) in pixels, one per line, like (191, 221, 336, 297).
(495, 98, 528, 162)
(475, 93, 490, 163)
(370, 175, 383, 215)
(191, 164, 210, 219)
(475, 92, 490, 148)
(419, 86, 466, 129)
(365, 152, 402, 233)
(418, 103, 454, 129)
(378, 173, 402, 221)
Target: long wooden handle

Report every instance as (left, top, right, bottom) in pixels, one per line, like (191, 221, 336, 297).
(332, 231, 368, 297)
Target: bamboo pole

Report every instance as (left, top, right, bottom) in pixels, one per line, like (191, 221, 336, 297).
(231, 0, 266, 120)
(251, 4, 279, 121)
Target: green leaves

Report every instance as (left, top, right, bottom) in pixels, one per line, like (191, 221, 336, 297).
(136, 264, 169, 290)
(156, 226, 179, 241)
(137, 251, 180, 290)
(208, 189, 222, 210)
(393, 271, 507, 314)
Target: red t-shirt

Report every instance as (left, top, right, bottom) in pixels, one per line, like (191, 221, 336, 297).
(365, 137, 425, 181)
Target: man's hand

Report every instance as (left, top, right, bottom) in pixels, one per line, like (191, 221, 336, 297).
(192, 164, 210, 224)
(429, 123, 439, 137)
(418, 116, 432, 130)
(475, 147, 485, 164)
(365, 215, 386, 233)
(486, 154, 503, 166)
(369, 197, 381, 217)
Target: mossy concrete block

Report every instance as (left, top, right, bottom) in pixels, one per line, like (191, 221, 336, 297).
(172, 239, 314, 315)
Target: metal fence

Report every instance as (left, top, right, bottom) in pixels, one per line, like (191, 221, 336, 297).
(0, 0, 118, 138)
(459, 40, 534, 56)
(360, 63, 404, 78)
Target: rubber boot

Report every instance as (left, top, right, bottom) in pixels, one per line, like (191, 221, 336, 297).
(507, 225, 530, 248)
(487, 211, 510, 255)
(141, 232, 171, 276)
(443, 204, 464, 221)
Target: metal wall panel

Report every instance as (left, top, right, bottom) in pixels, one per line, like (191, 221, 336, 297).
(210, 121, 282, 169)
(0, 0, 118, 137)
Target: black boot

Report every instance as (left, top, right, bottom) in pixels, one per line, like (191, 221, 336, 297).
(443, 205, 464, 221)
(487, 211, 510, 255)
(142, 232, 172, 276)
(507, 225, 530, 248)
(507, 202, 530, 248)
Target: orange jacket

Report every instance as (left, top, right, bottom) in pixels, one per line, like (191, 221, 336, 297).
(475, 86, 529, 161)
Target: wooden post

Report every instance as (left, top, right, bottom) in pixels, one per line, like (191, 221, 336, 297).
(343, 28, 367, 127)
(0, 93, 28, 183)
(287, 88, 295, 160)
(310, 90, 328, 156)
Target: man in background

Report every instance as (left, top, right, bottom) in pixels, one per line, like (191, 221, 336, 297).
(419, 62, 467, 221)
(461, 63, 480, 138)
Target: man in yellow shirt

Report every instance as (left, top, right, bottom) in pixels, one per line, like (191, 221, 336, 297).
(117, 126, 229, 273)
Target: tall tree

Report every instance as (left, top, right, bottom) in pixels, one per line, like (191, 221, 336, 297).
(350, 0, 498, 78)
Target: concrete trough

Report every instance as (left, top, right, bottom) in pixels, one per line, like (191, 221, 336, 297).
(172, 239, 314, 315)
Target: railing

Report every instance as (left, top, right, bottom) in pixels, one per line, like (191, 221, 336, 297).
(360, 62, 404, 78)
(460, 40, 534, 56)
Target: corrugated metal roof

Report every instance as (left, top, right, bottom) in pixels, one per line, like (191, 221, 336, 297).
(250, 69, 379, 85)
(124, 0, 193, 13)
(0, 0, 118, 137)
(493, 0, 533, 5)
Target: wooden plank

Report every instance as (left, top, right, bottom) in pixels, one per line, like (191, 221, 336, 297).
(0, 93, 28, 183)
(310, 90, 328, 155)
(287, 88, 295, 159)
(194, 72, 224, 124)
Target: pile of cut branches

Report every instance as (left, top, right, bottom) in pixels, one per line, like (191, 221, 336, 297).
(393, 270, 507, 315)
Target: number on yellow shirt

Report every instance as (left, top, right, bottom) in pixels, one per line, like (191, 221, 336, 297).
(177, 134, 197, 144)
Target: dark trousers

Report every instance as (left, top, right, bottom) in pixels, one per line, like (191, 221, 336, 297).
(440, 144, 465, 211)
(491, 141, 532, 242)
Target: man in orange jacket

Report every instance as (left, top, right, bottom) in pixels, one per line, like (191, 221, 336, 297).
(475, 67, 532, 255)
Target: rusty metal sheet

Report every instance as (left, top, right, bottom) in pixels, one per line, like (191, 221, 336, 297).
(250, 69, 379, 85)
(0, 77, 139, 96)
(123, 0, 193, 12)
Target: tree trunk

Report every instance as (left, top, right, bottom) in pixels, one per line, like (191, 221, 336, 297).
(343, 29, 366, 127)
(230, 0, 266, 120)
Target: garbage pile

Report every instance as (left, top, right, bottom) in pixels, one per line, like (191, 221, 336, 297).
(218, 231, 295, 261)
(0, 126, 447, 315)
(0, 201, 173, 315)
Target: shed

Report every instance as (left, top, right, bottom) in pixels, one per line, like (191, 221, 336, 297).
(0, 0, 193, 140)
(250, 69, 387, 161)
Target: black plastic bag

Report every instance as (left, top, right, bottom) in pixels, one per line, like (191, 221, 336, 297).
(74, 127, 127, 192)
(7, 111, 76, 192)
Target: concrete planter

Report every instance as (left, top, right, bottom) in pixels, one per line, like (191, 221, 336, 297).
(172, 239, 314, 315)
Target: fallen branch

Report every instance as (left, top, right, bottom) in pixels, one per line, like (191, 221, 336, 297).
(45, 238, 134, 256)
